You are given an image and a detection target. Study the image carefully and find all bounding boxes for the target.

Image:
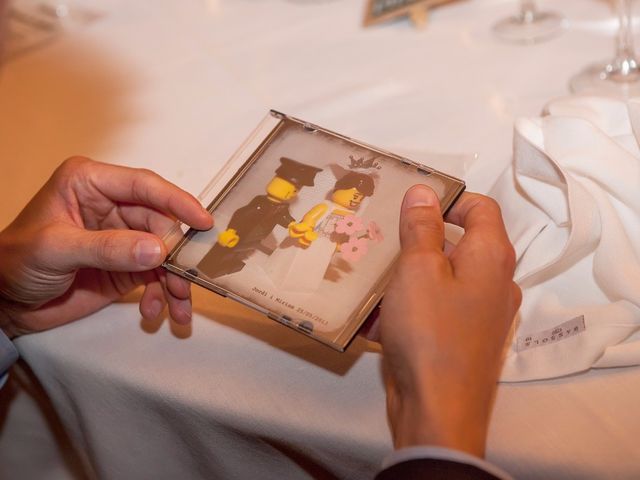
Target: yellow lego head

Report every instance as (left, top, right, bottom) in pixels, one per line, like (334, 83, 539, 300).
(266, 176, 298, 201)
(332, 187, 365, 210)
(331, 171, 375, 210)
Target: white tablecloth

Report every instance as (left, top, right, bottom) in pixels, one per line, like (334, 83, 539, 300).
(1, 0, 639, 478)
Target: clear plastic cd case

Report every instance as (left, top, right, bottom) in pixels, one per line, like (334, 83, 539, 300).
(163, 110, 465, 351)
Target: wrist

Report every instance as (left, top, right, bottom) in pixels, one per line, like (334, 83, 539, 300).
(0, 230, 20, 339)
(388, 383, 491, 458)
(0, 304, 18, 340)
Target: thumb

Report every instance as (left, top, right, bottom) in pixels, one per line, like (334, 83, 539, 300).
(399, 185, 444, 252)
(57, 227, 167, 272)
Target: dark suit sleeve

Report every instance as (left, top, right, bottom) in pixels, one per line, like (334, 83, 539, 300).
(375, 458, 501, 480)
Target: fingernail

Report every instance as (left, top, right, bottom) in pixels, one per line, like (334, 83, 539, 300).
(134, 239, 162, 268)
(404, 185, 438, 209)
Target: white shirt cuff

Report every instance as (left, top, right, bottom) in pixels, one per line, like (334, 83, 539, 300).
(382, 446, 513, 480)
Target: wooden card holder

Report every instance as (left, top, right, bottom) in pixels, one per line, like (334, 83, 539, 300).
(363, 0, 457, 28)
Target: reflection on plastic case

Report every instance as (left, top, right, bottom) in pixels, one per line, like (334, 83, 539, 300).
(163, 110, 465, 351)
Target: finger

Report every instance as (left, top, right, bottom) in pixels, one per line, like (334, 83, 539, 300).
(499, 282, 522, 333)
(117, 204, 178, 237)
(51, 224, 166, 272)
(399, 185, 444, 253)
(359, 303, 382, 342)
(445, 192, 516, 278)
(159, 270, 192, 325)
(78, 159, 213, 230)
(140, 276, 166, 320)
(166, 270, 190, 300)
(444, 192, 511, 246)
(443, 239, 456, 257)
(512, 281, 523, 313)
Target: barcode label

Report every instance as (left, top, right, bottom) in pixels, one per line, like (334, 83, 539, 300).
(516, 315, 586, 352)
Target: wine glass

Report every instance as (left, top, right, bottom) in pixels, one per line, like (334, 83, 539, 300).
(36, 1, 103, 26)
(570, 0, 640, 97)
(3, 0, 103, 61)
(493, 0, 567, 44)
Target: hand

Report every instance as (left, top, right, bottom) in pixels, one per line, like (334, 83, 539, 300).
(298, 229, 318, 247)
(0, 157, 213, 338)
(218, 228, 240, 248)
(376, 186, 521, 457)
(288, 221, 318, 247)
(288, 221, 312, 238)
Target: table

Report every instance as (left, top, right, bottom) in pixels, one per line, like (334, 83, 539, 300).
(1, 0, 639, 478)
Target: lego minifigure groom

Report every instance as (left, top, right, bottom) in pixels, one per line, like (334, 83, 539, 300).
(197, 157, 322, 279)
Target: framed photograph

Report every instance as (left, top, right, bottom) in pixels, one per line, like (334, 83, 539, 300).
(163, 111, 465, 351)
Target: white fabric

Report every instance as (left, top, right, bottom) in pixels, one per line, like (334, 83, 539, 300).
(494, 96, 640, 382)
(0, 366, 85, 480)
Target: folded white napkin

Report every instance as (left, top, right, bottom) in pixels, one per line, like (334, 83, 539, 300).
(492, 96, 640, 382)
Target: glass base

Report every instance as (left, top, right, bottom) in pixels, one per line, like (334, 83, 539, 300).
(570, 62, 640, 98)
(493, 11, 566, 44)
(36, 1, 103, 25)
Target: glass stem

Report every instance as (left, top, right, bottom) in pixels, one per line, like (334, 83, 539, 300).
(613, 0, 638, 75)
(519, 0, 537, 24)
